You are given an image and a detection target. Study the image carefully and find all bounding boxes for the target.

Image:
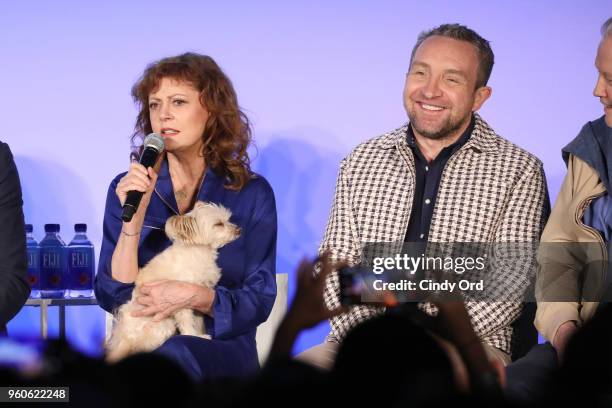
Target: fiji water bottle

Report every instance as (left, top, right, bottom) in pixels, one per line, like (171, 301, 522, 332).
(67, 224, 95, 298)
(40, 224, 66, 298)
(25, 224, 41, 298)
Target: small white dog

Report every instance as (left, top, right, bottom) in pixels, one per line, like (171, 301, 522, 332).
(105, 201, 240, 362)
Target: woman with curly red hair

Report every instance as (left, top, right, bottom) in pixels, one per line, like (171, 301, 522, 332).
(95, 53, 277, 380)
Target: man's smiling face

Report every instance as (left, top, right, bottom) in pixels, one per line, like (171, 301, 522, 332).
(404, 35, 489, 141)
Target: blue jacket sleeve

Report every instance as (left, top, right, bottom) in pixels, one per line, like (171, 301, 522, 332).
(94, 175, 135, 313)
(211, 180, 278, 339)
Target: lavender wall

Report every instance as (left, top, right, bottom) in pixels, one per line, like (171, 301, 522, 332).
(2, 1, 609, 355)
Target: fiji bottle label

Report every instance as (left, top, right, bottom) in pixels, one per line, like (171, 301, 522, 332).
(27, 249, 41, 290)
(69, 249, 94, 289)
(41, 250, 63, 289)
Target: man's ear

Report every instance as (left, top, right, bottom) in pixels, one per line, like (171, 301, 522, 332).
(165, 215, 198, 244)
(472, 86, 492, 112)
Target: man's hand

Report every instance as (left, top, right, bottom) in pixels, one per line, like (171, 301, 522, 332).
(552, 320, 578, 364)
(400, 300, 504, 392)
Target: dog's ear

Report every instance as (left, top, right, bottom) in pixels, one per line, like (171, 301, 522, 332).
(165, 215, 198, 244)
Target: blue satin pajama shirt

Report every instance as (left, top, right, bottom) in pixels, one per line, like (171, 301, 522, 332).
(94, 159, 277, 381)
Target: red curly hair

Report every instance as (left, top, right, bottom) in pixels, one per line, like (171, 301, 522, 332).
(130, 53, 252, 190)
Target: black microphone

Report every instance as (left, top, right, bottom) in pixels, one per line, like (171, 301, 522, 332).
(121, 133, 165, 222)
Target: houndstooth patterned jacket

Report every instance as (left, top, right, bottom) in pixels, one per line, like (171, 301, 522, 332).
(321, 114, 549, 354)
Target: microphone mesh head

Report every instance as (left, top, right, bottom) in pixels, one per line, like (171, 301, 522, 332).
(143, 133, 164, 153)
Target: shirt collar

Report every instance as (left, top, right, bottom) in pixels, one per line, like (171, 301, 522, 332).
(154, 157, 224, 215)
(378, 113, 498, 154)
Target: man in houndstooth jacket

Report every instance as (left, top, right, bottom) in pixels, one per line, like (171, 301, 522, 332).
(297, 24, 549, 370)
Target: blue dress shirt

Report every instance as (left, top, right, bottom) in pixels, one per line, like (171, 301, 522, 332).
(94, 158, 277, 380)
(404, 116, 474, 243)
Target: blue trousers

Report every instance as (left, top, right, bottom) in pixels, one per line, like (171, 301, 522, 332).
(505, 342, 558, 404)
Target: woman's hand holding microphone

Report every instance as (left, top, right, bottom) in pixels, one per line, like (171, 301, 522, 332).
(115, 162, 159, 234)
(110, 161, 158, 284)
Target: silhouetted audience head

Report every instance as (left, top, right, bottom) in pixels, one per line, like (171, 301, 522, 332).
(558, 303, 611, 407)
(228, 360, 332, 408)
(333, 313, 455, 406)
(109, 352, 195, 408)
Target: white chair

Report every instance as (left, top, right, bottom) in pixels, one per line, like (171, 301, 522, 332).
(256, 273, 288, 363)
(105, 273, 288, 365)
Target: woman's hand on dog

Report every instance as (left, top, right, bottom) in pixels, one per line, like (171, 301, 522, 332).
(131, 279, 215, 321)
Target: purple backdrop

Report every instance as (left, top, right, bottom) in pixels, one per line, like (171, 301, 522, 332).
(1, 1, 609, 356)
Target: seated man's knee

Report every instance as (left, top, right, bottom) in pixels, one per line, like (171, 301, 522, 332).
(295, 342, 339, 371)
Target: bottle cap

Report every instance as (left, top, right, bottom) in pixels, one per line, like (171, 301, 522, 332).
(74, 224, 87, 233)
(44, 224, 60, 233)
(25, 224, 33, 233)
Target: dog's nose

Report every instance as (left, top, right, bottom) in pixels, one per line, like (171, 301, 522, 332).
(235, 227, 242, 236)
